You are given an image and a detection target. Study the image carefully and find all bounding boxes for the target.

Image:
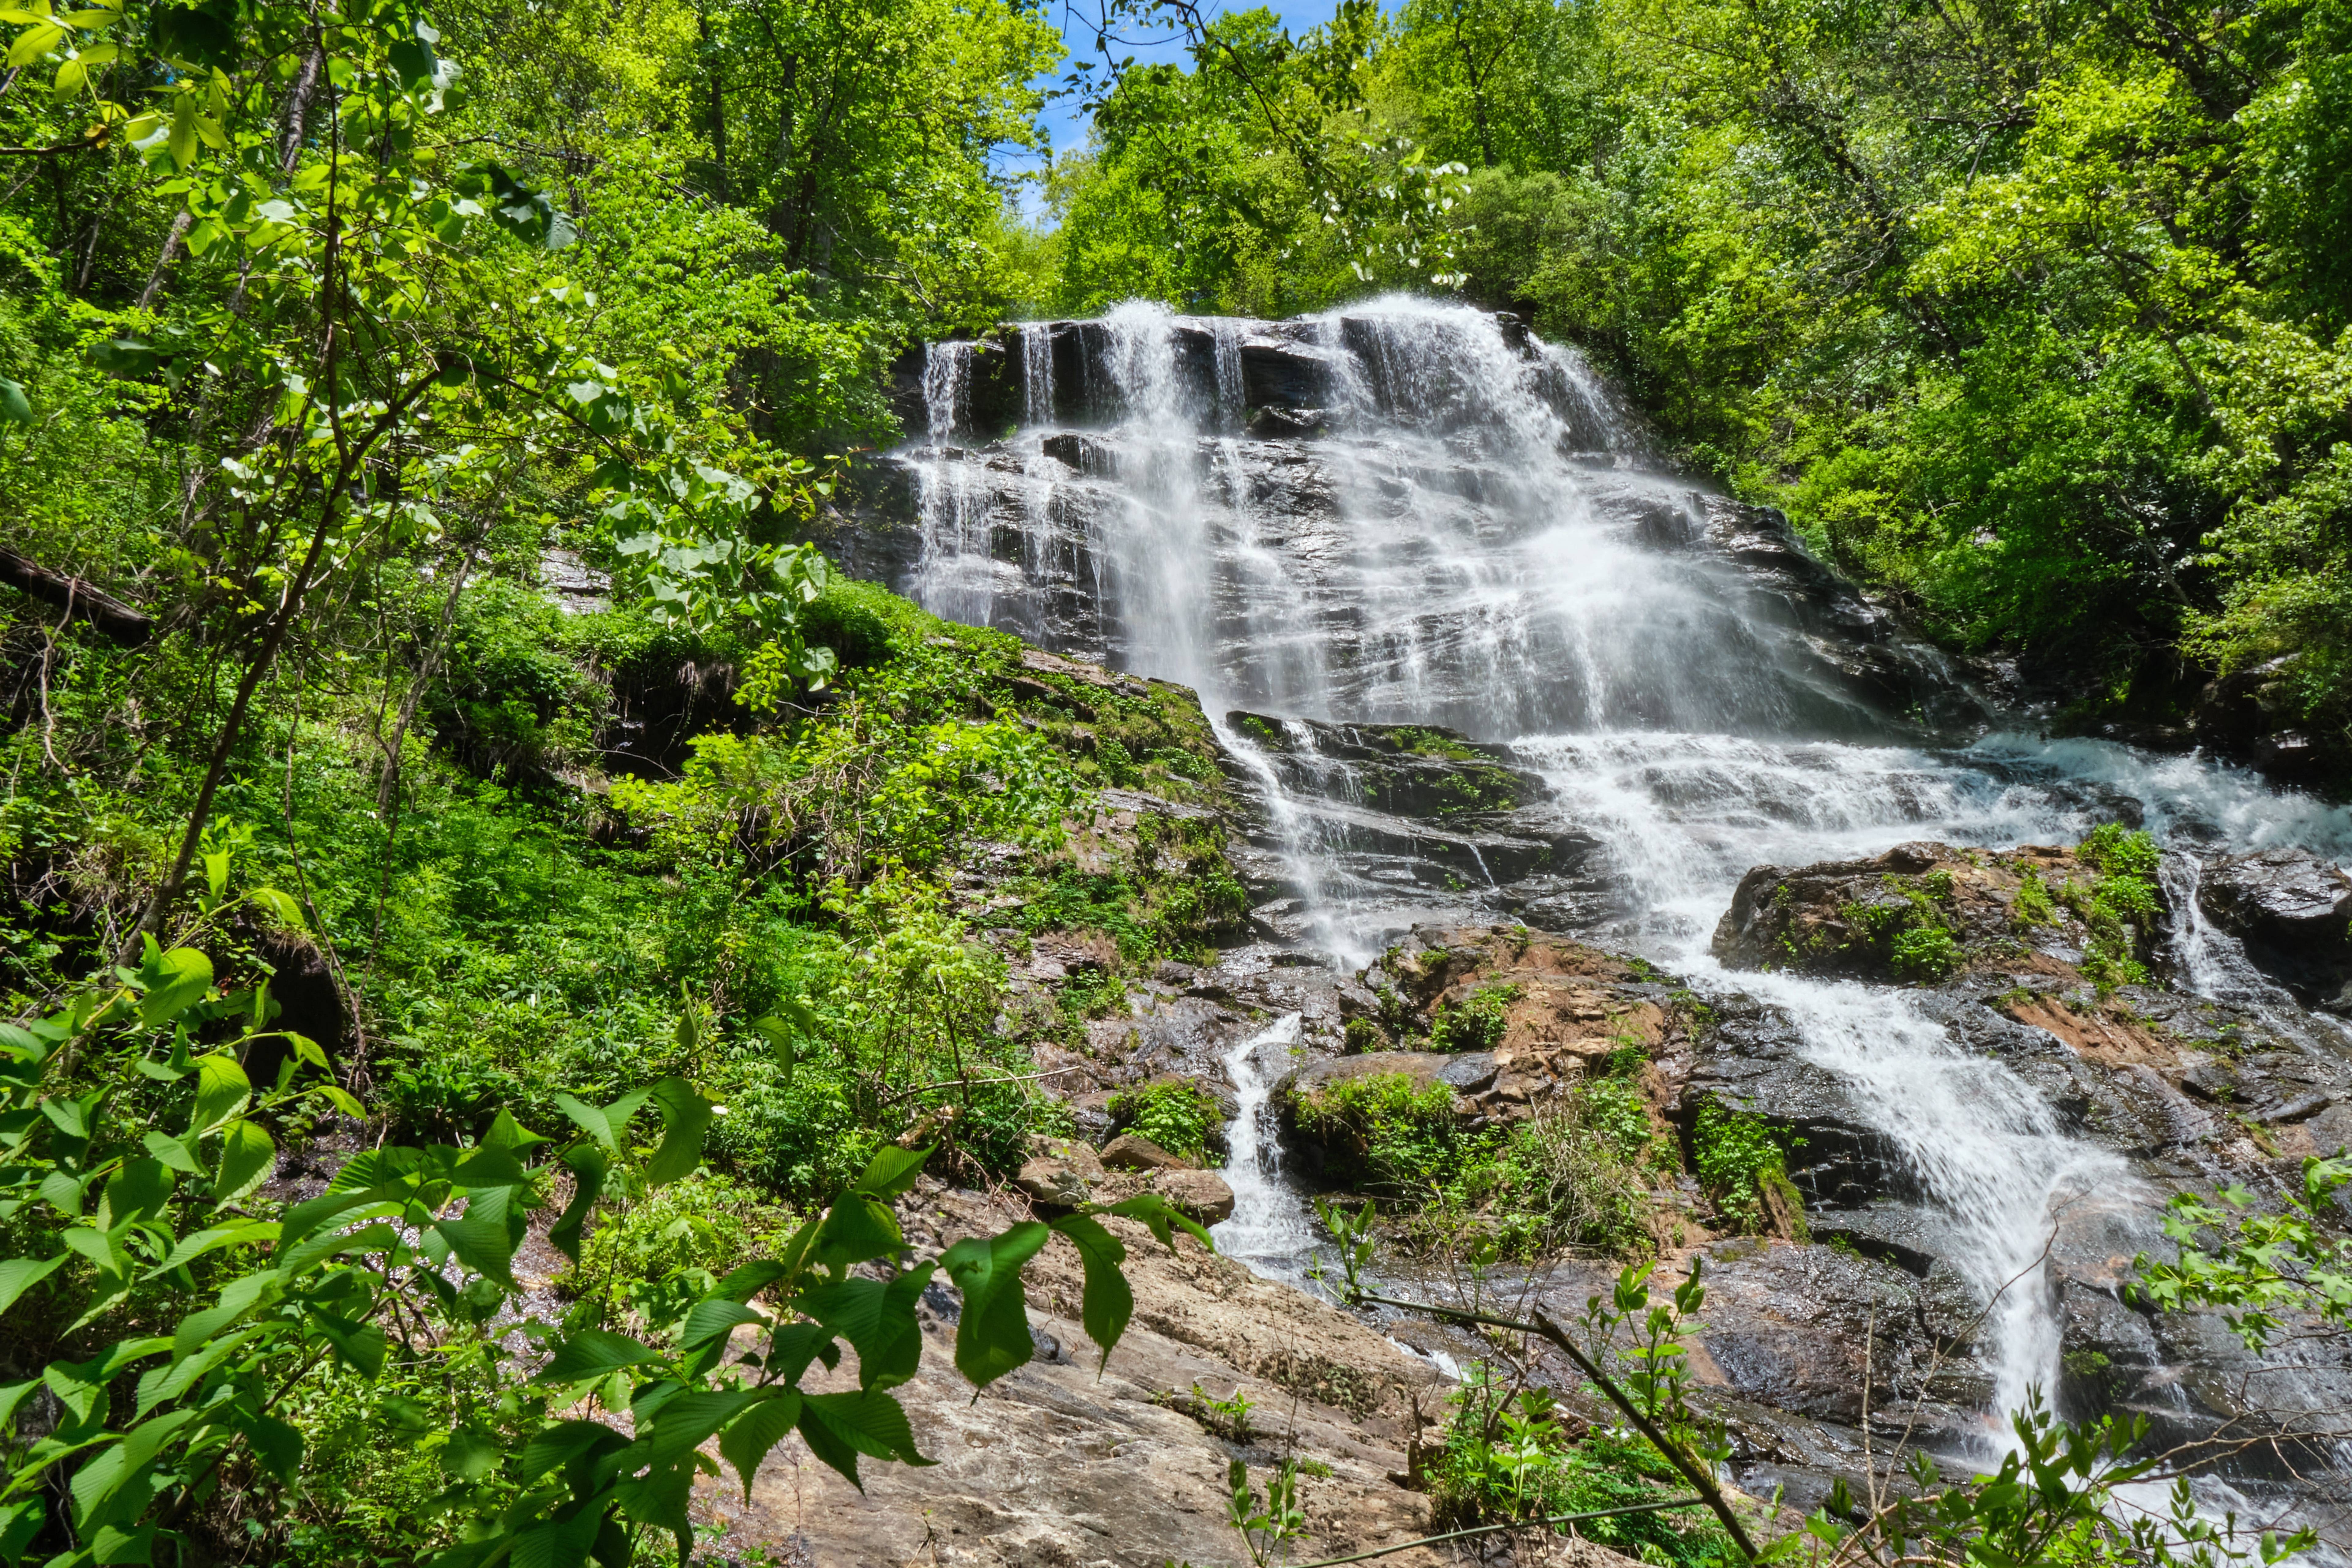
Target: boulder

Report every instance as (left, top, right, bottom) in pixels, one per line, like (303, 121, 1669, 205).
(2197, 847, 2352, 1004)
(1100, 1133, 1193, 1172)
(1014, 1136, 1108, 1208)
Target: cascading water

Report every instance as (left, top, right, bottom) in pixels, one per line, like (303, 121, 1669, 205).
(1210, 1012, 1317, 1283)
(889, 300, 2352, 1506)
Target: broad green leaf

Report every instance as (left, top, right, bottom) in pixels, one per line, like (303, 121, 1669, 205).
(641, 1077, 714, 1187)
(0, 378, 28, 424)
(439, 1423, 499, 1481)
(235, 1410, 301, 1484)
(939, 1223, 1050, 1390)
(552, 1086, 650, 1153)
(146, 1218, 277, 1277)
(311, 1310, 386, 1378)
(800, 1389, 929, 1494)
(165, 87, 197, 169)
(812, 1193, 903, 1272)
(69, 1408, 195, 1532)
(505, 1499, 600, 1568)
(247, 886, 306, 930)
(136, 1327, 257, 1416)
(4, 22, 61, 67)
(854, 1144, 932, 1200)
(482, 1108, 549, 1153)
(172, 1269, 277, 1362)
(430, 1216, 518, 1287)
(708, 1258, 790, 1303)
(213, 1119, 275, 1202)
(0, 1254, 64, 1316)
(797, 1263, 933, 1390)
(548, 1143, 606, 1265)
(139, 949, 211, 1028)
(517, 1418, 625, 1484)
(141, 1131, 204, 1175)
(97, 1159, 173, 1229)
(717, 1390, 802, 1499)
(188, 1051, 249, 1134)
(0, 1497, 39, 1566)
(1099, 1192, 1216, 1253)
(638, 1387, 761, 1470)
(534, 1328, 661, 1385)
(1050, 1214, 1133, 1373)
(678, 1297, 765, 1350)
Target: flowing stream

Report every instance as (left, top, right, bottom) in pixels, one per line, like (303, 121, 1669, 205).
(891, 299, 2352, 1482)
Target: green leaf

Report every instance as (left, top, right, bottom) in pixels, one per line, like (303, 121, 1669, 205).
(517, 1418, 625, 1484)
(146, 1219, 276, 1277)
(0, 378, 28, 424)
(716, 1390, 802, 1500)
(187, 1050, 248, 1134)
(548, 1143, 606, 1266)
(140, 949, 212, 1028)
(797, 1264, 933, 1391)
(141, 1131, 204, 1175)
(0, 1498, 41, 1567)
(482, 1108, 549, 1153)
(213, 1119, 274, 1202)
(641, 1077, 714, 1187)
(439, 1423, 499, 1481)
(534, 1328, 662, 1385)
(150, 0, 234, 69)
(506, 1500, 601, 1568)
(311, 1310, 386, 1377)
(165, 87, 198, 169)
(172, 1269, 277, 1362)
(939, 1223, 1050, 1390)
(1099, 1192, 1216, 1253)
(639, 1387, 761, 1470)
(1050, 1215, 1133, 1373)
(387, 23, 436, 88)
(430, 1216, 518, 1287)
(812, 1193, 904, 1273)
(679, 1297, 765, 1350)
(0, 1254, 64, 1316)
(233, 1408, 301, 1484)
(97, 1159, 173, 1229)
(803, 1389, 929, 1472)
(552, 1087, 650, 1153)
(135, 1328, 254, 1417)
(854, 1144, 932, 1200)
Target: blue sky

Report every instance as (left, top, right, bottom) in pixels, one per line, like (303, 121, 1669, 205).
(1000, 0, 1351, 215)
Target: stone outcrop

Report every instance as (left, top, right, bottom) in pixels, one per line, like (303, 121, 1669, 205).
(716, 1186, 1476, 1568)
(2197, 846, 2352, 1009)
(1710, 840, 2155, 985)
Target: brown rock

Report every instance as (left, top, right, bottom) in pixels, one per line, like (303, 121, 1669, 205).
(1015, 1136, 1108, 1208)
(1100, 1132, 1194, 1171)
(1125, 1167, 1236, 1225)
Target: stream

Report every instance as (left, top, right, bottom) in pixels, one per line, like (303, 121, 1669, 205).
(884, 298, 2352, 1540)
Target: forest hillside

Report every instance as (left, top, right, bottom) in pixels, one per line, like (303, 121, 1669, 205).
(2, 0, 2350, 1565)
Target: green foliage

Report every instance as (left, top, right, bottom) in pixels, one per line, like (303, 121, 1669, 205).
(1429, 982, 1521, 1053)
(0, 932, 1208, 1568)
(2131, 1154, 2352, 1354)
(1295, 1068, 1655, 1258)
(1691, 1100, 1801, 1235)
(1108, 1079, 1225, 1165)
(2064, 826, 2165, 991)
(1889, 923, 1962, 983)
(2013, 870, 2059, 929)
(559, 1170, 795, 1332)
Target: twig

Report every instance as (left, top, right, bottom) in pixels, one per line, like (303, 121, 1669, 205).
(874, 1065, 1085, 1109)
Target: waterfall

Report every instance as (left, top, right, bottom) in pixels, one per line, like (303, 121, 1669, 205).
(889, 299, 2352, 1491)
(1210, 1012, 1317, 1282)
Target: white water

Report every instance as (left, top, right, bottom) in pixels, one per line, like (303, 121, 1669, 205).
(898, 300, 2352, 1480)
(1209, 1012, 1317, 1283)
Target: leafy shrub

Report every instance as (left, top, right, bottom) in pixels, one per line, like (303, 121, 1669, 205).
(559, 1169, 795, 1331)
(1430, 983, 1522, 1052)
(1890, 922, 1962, 981)
(1692, 1100, 1804, 1235)
(1426, 1370, 1733, 1567)
(1110, 1078, 1226, 1164)
(2065, 825, 2163, 991)
(2013, 869, 2059, 928)
(1291, 1070, 1465, 1193)
(1343, 1016, 1384, 1053)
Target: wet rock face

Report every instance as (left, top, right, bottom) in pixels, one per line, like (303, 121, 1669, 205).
(1710, 840, 2153, 986)
(2197, 846, 2352, 1008)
